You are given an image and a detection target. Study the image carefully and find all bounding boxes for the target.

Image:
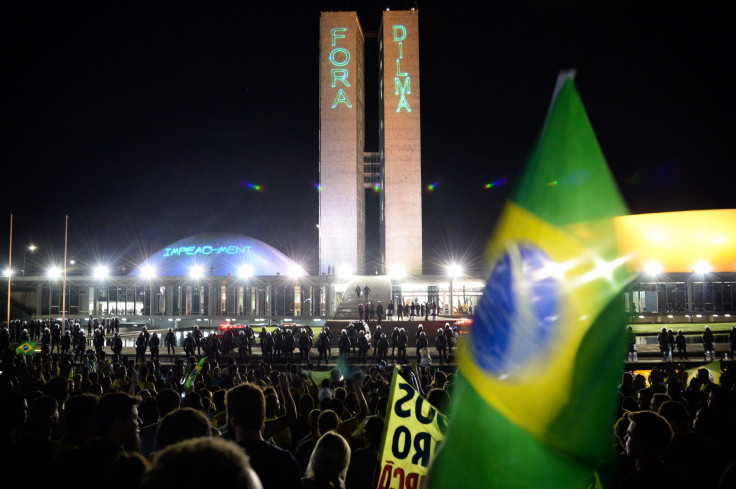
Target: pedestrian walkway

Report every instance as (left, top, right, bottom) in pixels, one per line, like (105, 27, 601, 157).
(333, 275, 392, 320)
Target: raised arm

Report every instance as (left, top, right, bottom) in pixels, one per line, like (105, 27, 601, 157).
(262, 372, 297, 439)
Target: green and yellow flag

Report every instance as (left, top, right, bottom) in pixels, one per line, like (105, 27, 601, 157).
(376, 369, 448, 489)
(426, 72, 632, 489)
(686, 360, 722, 386)
(15, 341, 37, 355)
(184, 357, 206, 389)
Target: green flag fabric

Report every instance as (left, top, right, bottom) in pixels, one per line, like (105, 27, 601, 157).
(686, 360, 722, 385)
(15, 341, 37, 355)
(184, 357, 207, 389)
(426, 72, 632, 489)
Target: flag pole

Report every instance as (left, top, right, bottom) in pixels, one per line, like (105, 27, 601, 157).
(62, 215, 68, 333)
(6, 213, 12, 326)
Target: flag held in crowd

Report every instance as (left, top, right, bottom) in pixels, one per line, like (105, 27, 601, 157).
(426, 71, 633, 488)
(15, 341, 37, 355)
(183, 357, 207, 389)
(376, 368, 448, 489)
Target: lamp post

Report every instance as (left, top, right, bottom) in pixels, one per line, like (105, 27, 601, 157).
(141, 264, 156, 325)
(239, 265, 252, 318)
(23, 244, 36, 276)
(447, 264, 462, 317)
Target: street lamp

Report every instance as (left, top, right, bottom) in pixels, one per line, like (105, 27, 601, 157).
(288, 264, 306, 317)
(238, 265, 253, 316)
(447, 263, 463, 316)
(141, 264, 156, 327)
(23, 244, 37, 276)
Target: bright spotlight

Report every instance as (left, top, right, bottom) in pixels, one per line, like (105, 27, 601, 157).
(47, 266, 62, 279)
(93, 266, 109, 280)
(238, 265, 253, 279)
(140, 264, 156, 280)
(446, 263, 463, 278)
(288, 265, 306, 278)
(389, 263, 406, 279)
(693, 260, 712, 275)
(644, 261, 663, 276)
(337, 265, 353, 279)
(3, 268, 13, 277)
(189, 265, 204, 279)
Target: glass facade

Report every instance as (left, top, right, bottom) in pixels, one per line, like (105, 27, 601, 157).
(626, 278, 736, 314)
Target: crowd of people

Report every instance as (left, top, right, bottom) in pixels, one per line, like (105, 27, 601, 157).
(653, 325, 736, 362)
(3, 316, 736, 488)
(0, 318, 460, 369)
(0, 324, 453, 489)
(612, 365, 736, 488)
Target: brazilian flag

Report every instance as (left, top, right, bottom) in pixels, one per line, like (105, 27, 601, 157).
(184, 357, 206, 389)
(15, 341, 37, 356)
(426, 72, 632, 488)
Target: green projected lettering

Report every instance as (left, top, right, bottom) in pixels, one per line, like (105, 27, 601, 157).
(331, 28, 346, 47)
(329, 27, 352, 109)
(332, 89, 352, 108)
(331, 68, 350, 88)
(394, 76, 411, 112)
(392, 25, 411, 113)
(329, 47, 350, 66)
(396, 59, 407, 77)
(393, 25, 407, 42)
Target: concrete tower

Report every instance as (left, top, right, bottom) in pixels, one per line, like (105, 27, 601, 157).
(379, 9, 422, 274)
(319, 12, 366, 276)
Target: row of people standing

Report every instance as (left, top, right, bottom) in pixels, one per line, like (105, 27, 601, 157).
(656, 325, 736, 361)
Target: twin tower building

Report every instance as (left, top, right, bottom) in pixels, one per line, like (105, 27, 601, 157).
(319, 9, 422, 276)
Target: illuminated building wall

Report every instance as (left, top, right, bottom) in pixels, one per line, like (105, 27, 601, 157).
(319, 11, 366, 275)
(379, 10, 422, 274)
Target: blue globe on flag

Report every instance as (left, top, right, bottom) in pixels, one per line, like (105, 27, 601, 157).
(472, 243, 561, 377)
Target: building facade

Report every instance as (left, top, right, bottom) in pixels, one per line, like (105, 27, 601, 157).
(379, 9, 423, 275)
(319, 11, 366, 276)
(319, 9, 423, 276)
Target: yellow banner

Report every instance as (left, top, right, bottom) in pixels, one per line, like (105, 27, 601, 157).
(376, 370, 448, 489)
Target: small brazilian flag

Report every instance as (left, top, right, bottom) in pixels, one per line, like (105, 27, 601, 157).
(184, 357, 206, 389)
(15, 342, 37, 356)
(426, 72, 632, 489)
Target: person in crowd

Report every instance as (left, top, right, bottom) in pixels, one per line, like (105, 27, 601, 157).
(139, 437, 263, 489)
(153, 407, 215, 454)
(302, 431, 351, 489)
(226, 375, 301, 489)
(149, 332, 160, 363)
(295, 409, 339, 475)
(165, 328, 177, 356)
(702, 326, 715, 360)
(346, 416, 384, 489)
(54, 391, 142, 482)
(658, 400, 721, 488)
(619, 410, 689, 489)
(675, 330, 687, 360)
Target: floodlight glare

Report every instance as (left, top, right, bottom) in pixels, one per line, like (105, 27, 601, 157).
(644, 261, 663, 276)
(47, 266, 62, 279)
(140, 264, 156, 279)
(288, 265, 306, 278)
(337, 264, 353, 279)
(93, 266, 109, 280)
(389, 263, 406, 279)
(3, 268, 13, 277)
(238, 265, 253, 279)
(189, 265, 204, 279)
(446, 263, 463, 278)
(693, 260, 712, 275)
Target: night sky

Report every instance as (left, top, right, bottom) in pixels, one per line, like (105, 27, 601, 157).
(3, 1, 733, 276)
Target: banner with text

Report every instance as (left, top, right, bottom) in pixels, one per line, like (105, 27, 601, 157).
(376, 369, 448, 489)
